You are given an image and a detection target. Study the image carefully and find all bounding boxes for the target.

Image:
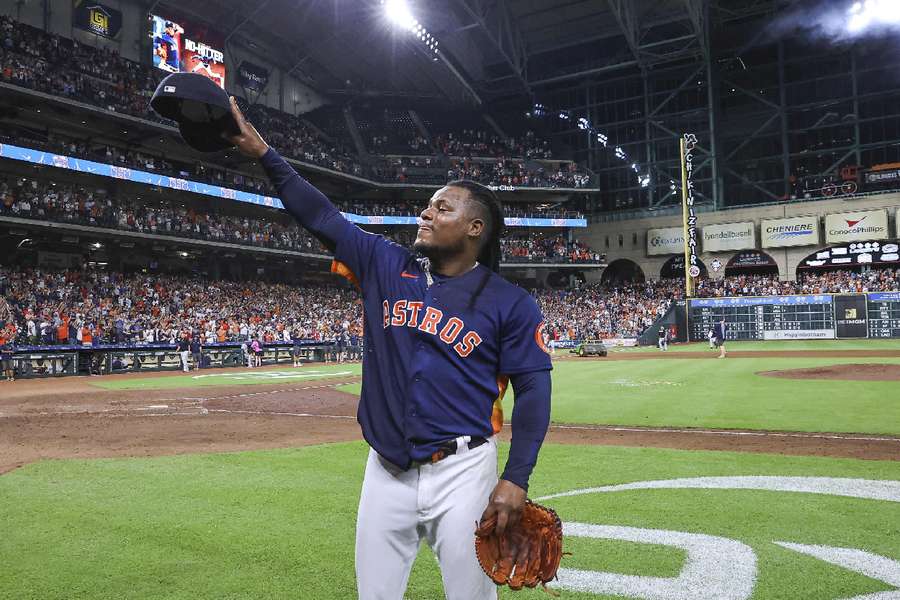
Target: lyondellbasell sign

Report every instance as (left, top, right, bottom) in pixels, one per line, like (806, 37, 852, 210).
(701, 221, 755, 252)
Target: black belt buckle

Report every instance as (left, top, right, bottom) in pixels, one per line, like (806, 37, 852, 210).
(426, 436, 488, 465)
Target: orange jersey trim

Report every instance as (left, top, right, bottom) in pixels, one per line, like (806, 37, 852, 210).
(331, 259, 360, 288)
(491, 375, 510, 434)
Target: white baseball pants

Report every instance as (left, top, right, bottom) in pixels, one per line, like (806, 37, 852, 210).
(355, 437, 498, 600)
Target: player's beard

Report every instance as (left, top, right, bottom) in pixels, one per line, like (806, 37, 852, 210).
(413, 236, 466, 264)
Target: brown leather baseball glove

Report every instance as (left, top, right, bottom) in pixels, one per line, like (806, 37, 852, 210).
(474, 500, 565, 593)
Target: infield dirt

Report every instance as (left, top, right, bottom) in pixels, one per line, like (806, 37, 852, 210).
(2, 355, 899, 475)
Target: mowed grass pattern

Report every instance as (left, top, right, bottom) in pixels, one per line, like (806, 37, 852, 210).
(2, 443, 898, 599)
(340, 355, 900, 435)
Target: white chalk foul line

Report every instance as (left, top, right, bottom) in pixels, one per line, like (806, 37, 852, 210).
(205, 408, 354, 420)
(535, 476, 900, 504)
(550, 423, 900, 444)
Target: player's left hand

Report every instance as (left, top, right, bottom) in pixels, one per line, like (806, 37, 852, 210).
(479, 479, 526, 536)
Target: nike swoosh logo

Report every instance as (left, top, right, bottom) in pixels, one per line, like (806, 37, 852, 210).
(400, 271, 419, 279)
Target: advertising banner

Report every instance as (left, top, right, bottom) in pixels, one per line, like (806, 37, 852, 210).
(0, 142, 580, 228)
(763, 329, 835, 340)
(727, 250, 777, 269)
(73, 1, 122, 39)
(864, 168, 900, 184)
(238, 61, 269, 92)
(760, 216, 820, 248)
(825, 209, 888, 243)
(647, 227, 685, 256)
(801, 241, 899, 269)
(834, 294, 869, 338)
(702, 221, 755, 252)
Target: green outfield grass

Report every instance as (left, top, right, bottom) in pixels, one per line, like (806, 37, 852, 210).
(339, 355, 900, 435)
(2, 443, 898, 599)
(612, 339, 900, 353)
(92, 363, 362, 390)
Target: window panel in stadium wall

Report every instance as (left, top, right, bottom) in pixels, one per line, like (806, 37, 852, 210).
(701, 222, 755, 252)
(824, 209, 889, 243)
(760, 216, 820, 248)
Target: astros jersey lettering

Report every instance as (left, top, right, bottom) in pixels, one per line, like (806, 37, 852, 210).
(332, 229, 552, 468)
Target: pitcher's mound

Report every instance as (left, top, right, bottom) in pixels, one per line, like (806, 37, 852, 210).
(757, 364, 900, 382)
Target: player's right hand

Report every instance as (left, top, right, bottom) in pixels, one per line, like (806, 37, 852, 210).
(224, 96, 269, 159)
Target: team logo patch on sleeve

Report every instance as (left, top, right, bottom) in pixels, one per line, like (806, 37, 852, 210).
(534, 321, 551, 354)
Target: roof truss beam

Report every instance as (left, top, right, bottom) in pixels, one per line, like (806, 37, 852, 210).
(606, 0, 643, 67)
(453, 0, 530, 94)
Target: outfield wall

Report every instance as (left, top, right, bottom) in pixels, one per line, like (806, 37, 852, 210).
(687, 292, 900, 341)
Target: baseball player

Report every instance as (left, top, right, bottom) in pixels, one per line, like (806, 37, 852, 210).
(714, 318, 727, 359)
(226, 97, 553, 600)
(176, 334, 190, 372)
(1, 339, 14, 382)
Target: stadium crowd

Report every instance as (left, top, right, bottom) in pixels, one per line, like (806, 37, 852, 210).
(0, 267, 362, 349)
(695, 269, 900, 296)
(3, 266, 898, 351)
(0, 175, 591, 256)
(501, 233, 603, 263)
(0, 15, 592, 189)
(447, 159, 591, 189)
(435, 130, 554, 160)
(538, 279, 682, 341)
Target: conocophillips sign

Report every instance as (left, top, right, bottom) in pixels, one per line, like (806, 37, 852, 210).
(761, 217, 819, 248)
(825, 209, 889, 243)
(702, 222, 754, 252)
(647, 227, 685, 256)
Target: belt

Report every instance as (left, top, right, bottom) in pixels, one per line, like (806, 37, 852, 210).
(413, 435, 488, 466)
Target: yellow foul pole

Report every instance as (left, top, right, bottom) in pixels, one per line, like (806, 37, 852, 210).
(679, 137, 694, 298)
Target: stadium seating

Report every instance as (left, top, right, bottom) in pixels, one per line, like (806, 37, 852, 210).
(2, 266, 898, 347)
(0, 15, 593, 189)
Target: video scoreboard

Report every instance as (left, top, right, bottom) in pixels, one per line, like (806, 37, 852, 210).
(689, 292, 900, 340)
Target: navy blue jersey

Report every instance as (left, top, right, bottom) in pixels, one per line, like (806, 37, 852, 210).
(332, 226, 552, 468)
(261, 149, 552, 474)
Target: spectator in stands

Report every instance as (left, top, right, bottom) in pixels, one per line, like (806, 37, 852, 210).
(0, 14, 596, 190)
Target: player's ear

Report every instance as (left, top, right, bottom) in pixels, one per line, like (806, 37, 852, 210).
(467, 216, 485, 240)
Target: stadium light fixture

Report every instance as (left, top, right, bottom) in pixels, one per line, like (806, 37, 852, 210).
(384, 0, 416, 31)
(383, 0, 440, 57)
(846, 0, 900, 33)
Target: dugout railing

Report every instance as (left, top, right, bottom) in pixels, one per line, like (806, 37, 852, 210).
(4, 341, 360, 379)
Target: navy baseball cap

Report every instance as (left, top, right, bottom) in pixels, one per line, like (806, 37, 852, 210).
(150, 72, 239, 153)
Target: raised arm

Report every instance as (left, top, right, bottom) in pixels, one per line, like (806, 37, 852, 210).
(224, 97, 353, 253)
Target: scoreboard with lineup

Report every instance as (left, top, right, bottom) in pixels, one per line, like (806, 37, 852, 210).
(867, 292, 900, 338)
(688, 293, 900, 340)
(689, 295, 834, 341)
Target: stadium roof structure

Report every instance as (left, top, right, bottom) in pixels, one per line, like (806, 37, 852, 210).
(148, 0, 789, 105)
